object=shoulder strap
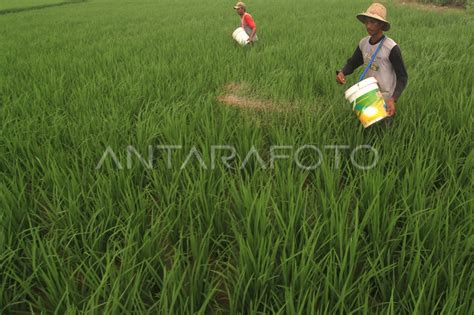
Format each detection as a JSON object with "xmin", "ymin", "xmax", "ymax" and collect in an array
[{"xmin": 358, "ymin": 36, "xmax": 386, "ymax": 82}]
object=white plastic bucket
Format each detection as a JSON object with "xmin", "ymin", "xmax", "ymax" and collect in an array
[
  {"xmin": 232, "ymin": 27, "xmax": 249, "ymax": 46},
  {"xmin": 344, "ymin": 77, "xmax": 389, "ymax": 128}
]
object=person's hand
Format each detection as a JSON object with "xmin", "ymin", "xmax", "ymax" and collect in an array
[
  {"xmin": 336, "ymin": 71, "xmax": 346, "ymax": 85},
  {"xmin": 385, "ymin": 98, "xmax": 396, "ymax": 116},
  {"xmin": 247, "ymin": 37, "xmax": 253, "ymax": 44}
]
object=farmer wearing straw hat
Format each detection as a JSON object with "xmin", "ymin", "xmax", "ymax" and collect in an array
[
  {"xmin": 336, "ymin": 3, "xmax": 408, "ymax": 117},
  {"xmin": 234, "ymin": 2, "xmax": 258, "ymax": 43}
]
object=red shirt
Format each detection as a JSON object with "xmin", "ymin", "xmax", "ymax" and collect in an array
[{"xmin": 241, "ymin": 13, "xmax": 256, "ymax": 30}]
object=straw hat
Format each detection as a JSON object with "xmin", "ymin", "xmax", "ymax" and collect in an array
[
  {"xmin": 357, "ymin": 3, "xmax": 390, "ymax": 31},
  {"xmin": 233, "ymin": 2, "xmax": 246, "ymax": 10}
]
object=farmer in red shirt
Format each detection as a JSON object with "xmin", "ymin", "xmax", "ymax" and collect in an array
[{"xmin": 234, "ymin": 2, "xmax": 258, "ymax": 43}]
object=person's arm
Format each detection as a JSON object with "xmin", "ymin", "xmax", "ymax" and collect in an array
[
  {"xmin": 388, "ymin": 45, "xmax": 408, "ymax": 101},
  {"xmin": 341, "ymin": 46, "xmax": 364, "ymax": 75},
  {"xmin": 383, "ymin": 45, "xmax": 408, "ymax": 116},
  {"xmin": 248, "ymin": 28, "xmax": 257, "ymax": 42},
  {"xmin": 244, "ymin": 14, "xmax": 257, "ymax": 42},
  {"xmin": 336, "ymin": 46, "xmax": 364, "ymax": 84}
]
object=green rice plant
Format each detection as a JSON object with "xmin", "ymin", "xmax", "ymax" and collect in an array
[{"xmin": 0, "ymin": 0, "xmax": 473, "ymax": 313}]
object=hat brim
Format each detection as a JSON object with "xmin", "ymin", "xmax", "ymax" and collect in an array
[{"xmin": 357, "ymin": 13, "xmax": 390, "ymax": 31}]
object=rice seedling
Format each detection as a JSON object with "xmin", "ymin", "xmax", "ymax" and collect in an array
[{"xmin": 0, "ymin": 0, "xmax": 472, "ymax": 313}]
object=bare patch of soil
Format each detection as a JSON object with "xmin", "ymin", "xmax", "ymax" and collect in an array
[{"xmin": 217, "ymin": 82, "xmax": 292, "ymax": 112}]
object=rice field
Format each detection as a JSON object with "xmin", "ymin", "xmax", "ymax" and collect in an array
[
  {"xmin": 0, "ymin": 0, "xmax": 83, "ymax": 12},
  {"xmin": 418, "ymin": 0, "xmax": 467, "ymax": 7},
  {"xmin": 0, "ymin": 0, "xmax": 61, "ymax": 10},
  {"xmin": 0, "ymin": 0, "xmax": 473, "ymax": 313}
]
